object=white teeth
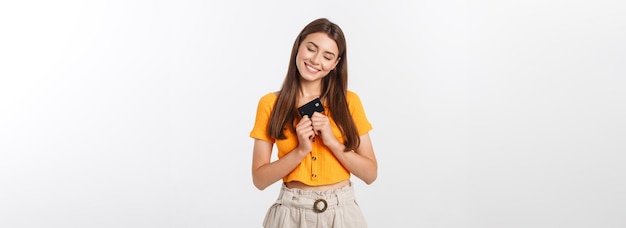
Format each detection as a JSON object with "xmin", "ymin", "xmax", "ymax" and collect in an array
[{"xmin": 306, "ymin": 64, "xmax": 319, "ymax": 72}]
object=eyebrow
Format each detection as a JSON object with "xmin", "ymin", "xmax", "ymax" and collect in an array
[{"xmin": 306, "ymin": 42, "xmax": 336, "ymax": 57}]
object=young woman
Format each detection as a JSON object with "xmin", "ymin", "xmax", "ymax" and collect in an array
[{"xmin": 250, "ymin": 18, "xmax": 377, "ymax": 227}]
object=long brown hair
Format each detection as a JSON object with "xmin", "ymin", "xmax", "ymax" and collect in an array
[{"xmin": 268, "ymin": 18, "xmax": 360, "ymax": 151}]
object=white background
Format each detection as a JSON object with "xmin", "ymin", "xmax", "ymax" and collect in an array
[{"xmin": 1, "ymin": 1, "xmax": 625, "ymax": 227}]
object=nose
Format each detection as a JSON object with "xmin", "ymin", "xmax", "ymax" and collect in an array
[{"xmin": 310, "ymin": 53, "xmax": 321, "ymax": 65}]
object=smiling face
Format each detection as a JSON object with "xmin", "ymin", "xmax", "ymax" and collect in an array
[{"xmin": 295, "ymin": 32, "xmax": 340, "ymax": 82}]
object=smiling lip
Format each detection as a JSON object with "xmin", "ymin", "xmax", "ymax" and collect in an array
[{"xmin": 305, "ymin": 62, "xmax": 320, "ymax": 74}]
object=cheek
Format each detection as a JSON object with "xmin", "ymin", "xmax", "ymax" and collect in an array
[
  {"xmin": 296, "ymin": 51, "xmax": 308, "ymax": 61},
  {"xmin": 322, "ymin": 61, "xmax": 336, "ymax": 70},
  {"xmin": 294, "ymin": 53, "xmax": 303, "ymax": 63}
]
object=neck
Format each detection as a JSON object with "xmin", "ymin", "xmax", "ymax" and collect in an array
[{"xmin": 299, "ymin": 80, "xmax": 322, "ymax": 101}]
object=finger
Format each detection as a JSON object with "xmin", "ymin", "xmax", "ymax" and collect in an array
[
  {"xmin": 307, "ymin": 129, "xmax": 315, "ymax": 142},
  {"xmin": 298, "ymin": 126, "xmax": 313, "ymax": 137},
  {"xmin": 297, "ymin": 120, "xmax": 312, "ymax": 129},
  {"xmin": 312, "ymin": 112, "xmax": 325, "ymax": 117},
  {"xmin": 312, "ymin": 121, "xmax": 324, "ymax": 131},
  {"xmin": 299, "ymin": 116, "xmax": 310, "ymax": 124},
  {"xmin": 311, "ymin": 112, "xmax": 322, "ymax": 121}
]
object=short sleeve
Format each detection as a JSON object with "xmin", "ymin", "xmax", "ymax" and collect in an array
[
  {"xmin": 347, "ymin": 91, "xmax": 373, "ymax": 136},
  {"xmin": 249, "ymin": 93, "xmax": 277, "ymax": 143}
]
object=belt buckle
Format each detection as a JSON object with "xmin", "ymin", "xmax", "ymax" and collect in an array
[{"xmin": 313, "ymin": 199, "xmax": 328, "ymax": 213}]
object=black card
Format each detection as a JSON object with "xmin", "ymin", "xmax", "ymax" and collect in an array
[{"xmin": 298, "ymin": 98, "xmax": 325, "ymax": 118}]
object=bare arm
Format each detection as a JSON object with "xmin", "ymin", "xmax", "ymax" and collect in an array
[
  {"xmin": 311, "ymin": 112, "xmax": 378, "ymax": 184},
  {"xmin": 325, "ymin": 133, "xmax": 378, "ymax": 184},
  {"xmin": 251, "ymin": 117, "xmax": 315, "ymax": 190},
  {"xmin": 250, "ymin": 140, "xmax": 307, "ymax": 190}
]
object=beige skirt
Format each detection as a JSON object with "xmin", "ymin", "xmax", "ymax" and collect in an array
[{"xmin": 263, "ymin": 183, "xmax": 367, "ymax": 228}]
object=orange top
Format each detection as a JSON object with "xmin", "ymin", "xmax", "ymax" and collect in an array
[{"xmin": 250, "ymin": 91, "xmax": 373, "ymax": 186}]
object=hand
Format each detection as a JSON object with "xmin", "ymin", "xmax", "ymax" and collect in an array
[
  {"xmin": 311, "ymin": 112, "xmax": 339, "ymax": 147},
  {"xmin": 295, "ymin": 115, "xmax": 315, "ymax": 153}
]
